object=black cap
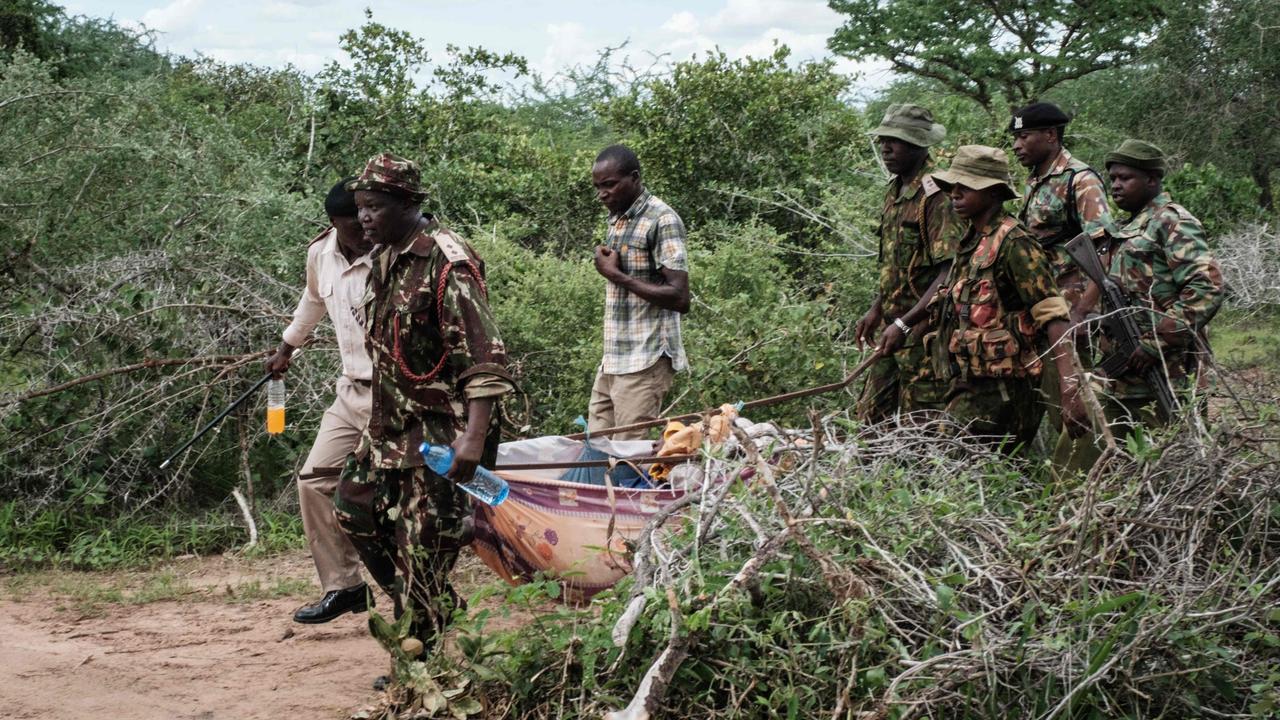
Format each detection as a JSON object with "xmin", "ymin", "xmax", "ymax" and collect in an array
[
  {"xmin": 324, "ymin": 176, "xmax": 359, "ymax": 218},
  {"xmin": 1009, "ymin": 102, "xmax": 1070, "ymax": 133}
]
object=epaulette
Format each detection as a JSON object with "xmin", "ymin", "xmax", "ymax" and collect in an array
[
  {"xmin": 407, "ymin": 228, "xmax": 471, "ymax": 264},
  {"xmin": 1166, "ymin": 202, "xmax": 1197, "ymax": 223},
  {"xmin": 921, "ymin": 174, "xmax": 942, "ymax": 197},
  {"xmin": 306, "ymin": 225, "xmax": 334, "ymax": 246},
  {"xmin": 433, "ymin": 229, "xmax": 470, "ymax": 264}
]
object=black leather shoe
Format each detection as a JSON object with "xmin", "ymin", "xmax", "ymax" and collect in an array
[{"xmin": 292, "ymin": 583, "xmax": 371, "ymax": 624}]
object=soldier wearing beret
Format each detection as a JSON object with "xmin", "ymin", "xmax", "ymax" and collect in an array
[
  {"xmin": 883, "ymin": 146, "xmax": 1089, "ymax": 446},
  {"xmin": 1010, "ymin": 101, "xmax": 1117, "ymax": 463},
  {"xmin": 855, "ymin": 104, "xmax": 966, "ymax": 421},
  {"xmin": 1056, "ymin": 139, "xmax": 1225, "ymax": 473},
  {"xmin": 333, "ymin": 153, "xmax": 514, "ymax": 673}
]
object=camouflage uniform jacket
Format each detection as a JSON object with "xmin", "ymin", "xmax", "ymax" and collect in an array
[
  {"xmin": 1019, "ymin": 148, "xmax": 1117, "ymax": 307},
  {"xmin": 937, "ymin": 214, "xmax": 1071, "ymax": 381},
  {"xmin": 1104, "ymin": 192, "xmax": 1225, "ymax": 398},
  {"xmin": 876, "ymin": 171, "xmax": 966, "ymax": 338},
  {"xmin": 359, "ymin": 217, "xmax": 514, "ymax": 469}
]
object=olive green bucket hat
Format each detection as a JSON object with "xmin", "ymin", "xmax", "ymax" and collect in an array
[
  {"xmin": 932, "ymin": 145, "xmax": 1021, "ymax": 200},
  {"xmin": 868, "ymin": 103, "xmax": 946, "ymax": 147},
  {"xmin": 1105, "ymin": 138, "xmax": 1168, "ymax": 174}
]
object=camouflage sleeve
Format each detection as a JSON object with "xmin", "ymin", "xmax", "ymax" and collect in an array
[
  {"xmin": 1155, "ymin": 208, "xmax": 1225, "ymax": 334},
  {"xmin": 922, "ymin": 191, "xmax": 965, "ymax": 267},
  {"xmin": 439, "ymin": 261, "xmax": 514, "ymax": 395},
  {"xmin": 1001, "ymin": 230, "xmax": 1070, "ymax": 329},
  {"xmin": 655, "ymin": 211, "xmax": 688, "ymax": 272},
  {"xmin": 1073, "ymin": 170, "xmax": 1118, "ymax": 242}
]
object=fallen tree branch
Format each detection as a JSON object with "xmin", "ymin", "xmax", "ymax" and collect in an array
[{"xmin": 1, "ymin": 352, "xmax": 267, "ymax": 406}]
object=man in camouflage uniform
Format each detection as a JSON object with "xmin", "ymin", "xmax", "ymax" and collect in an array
[
  {"xmin": 1056, "ymin": 139, "xmax": 1225, "ymax": 472},
  {"xmin": 334, "ymin": 153, "xmax": 514, "ymax": 662},
  {"xmin": 855, "ymin": 104, "xmax": 966, "ymax": 421},
  {"xmin": 1010, "ymin": 102, "xmax": 1117, "ymax": 464},
  {"xmin": 883, "ymin": 145, "xmax": 1088, "ymax": 447}
]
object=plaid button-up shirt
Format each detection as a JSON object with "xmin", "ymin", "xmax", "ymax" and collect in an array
[{"xmin": 601, "ymin": 190, "xmax": 689, "ymax": 375}]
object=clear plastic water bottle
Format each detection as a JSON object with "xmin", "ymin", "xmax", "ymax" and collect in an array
[
  {"xmin": 266, "ymin": 378, "xmax": 285, "ymax": 434},
  {"xmin": 420, "ymin": 443, "xmax": 509, "ymax": 506}
]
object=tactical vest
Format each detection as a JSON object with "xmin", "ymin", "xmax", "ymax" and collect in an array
[
  {"xmin": 1019, "ymin": 167, "xmax": 1102, "ymax": 250},
  {"xmin": 946, "ymin": 217, "xmax": 1044, "ymax": 380}
]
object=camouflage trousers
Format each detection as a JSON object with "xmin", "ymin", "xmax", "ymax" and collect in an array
[
  {"xmin": 943, "ymin": 376, "xmax": 1042, "ymax": 451},
  {"xmin": 856, "ymin": 339, "xmax": 949, "ymax": 422},
  {"xmin": 334, "ymin": 457, "xmax": 470, "ymax": 648}
]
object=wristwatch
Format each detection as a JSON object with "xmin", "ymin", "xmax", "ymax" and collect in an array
[{"xmin": 892, "ymin": 317, "xmax": 911, "ymax": 334}]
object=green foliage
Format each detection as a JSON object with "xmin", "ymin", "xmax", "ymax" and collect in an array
[
  {"xmin": 0, "ymin": 501, "xmax": 303, "ymax": 570},
  {"xmin": 431, "ymin": 424, "xmax": 1280, "ymax": 718},
  {"xmin": 601, "ymin": 48, "xmax": 864, "ymax": 241},
  {"xmin": 828, "ymin": 0, "xmax": 1187, "ymax": 110}
]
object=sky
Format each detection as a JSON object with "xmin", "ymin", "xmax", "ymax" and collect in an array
[{"xmin": 67, "ymin": 0, "xmax": 893, "ymax": 93}]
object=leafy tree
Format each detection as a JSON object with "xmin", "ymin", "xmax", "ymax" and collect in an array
[
  {"xmin": 1137, "ymin": 0, "xmax": 1280, "ymax": 209},
  {"xmin": 601, "ymin": 47, "xmax": 864, "ymax": 241},
  {"xmin": 0, "ymin": 0, "xmax": 61, "ymax": 59},
  {"xmin": 827, "ymin": 0, "xmax": 1188, "ymax": 109}
]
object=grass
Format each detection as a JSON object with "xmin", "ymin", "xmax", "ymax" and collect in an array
[
  {"xmin": 0, "ymin": 504, "xmax": 306, "ymax": 571},
  {"xmin": 1211, "ymin": 307, "xmax": 1280, "ymax": 373},
  {"xmin": 222, "ymin": 576, "xmax": 315, "ymax": 603}
]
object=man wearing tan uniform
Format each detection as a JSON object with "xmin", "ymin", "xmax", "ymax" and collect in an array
[{"xmin": 265, "ymin": 178, "xmax": 375, "ymax": 624}]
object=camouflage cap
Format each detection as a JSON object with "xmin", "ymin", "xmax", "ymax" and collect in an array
[
  {"xmin": 346, "ymin": 152, "xmax": 427, "ymax": 203},
  {"xmin": 932, "ymin": 145, "xmax": 1021, "ymax": 199},
  {"xmin": 868, "ymin": 103, "xmax": 946, "ymax": 147},
  {"xmin": 1009, "ymin": 102, "xmax": 1070, "ymax": 133},
  {"xmin": 1105, "ymin": 139, "xmax": 1167, "ymax": 174}
]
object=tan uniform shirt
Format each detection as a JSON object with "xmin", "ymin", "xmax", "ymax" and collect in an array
[{"xmin": 282, "ymin": 228, "xmax": 374, "ymax": 381}]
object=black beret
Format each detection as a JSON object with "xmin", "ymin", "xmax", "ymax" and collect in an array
[
  {"xmin": 1009, "ymin": 102, "xmax": 1070, "ymax": 132},
  {"xmin": 324, "ymin": 176, "xmax": 359, "ymax": 218}
]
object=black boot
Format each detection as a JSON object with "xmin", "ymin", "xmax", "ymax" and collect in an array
[{"xmin": 292, "ymin": 583, "xmax": 372, "ymax": 624}]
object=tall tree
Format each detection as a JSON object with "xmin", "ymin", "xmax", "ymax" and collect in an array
[
  {"xmin": 826, "ymin": 0, "xmax": 1186, "ymax": 109},
  {"xmin": 1138, "ymin": 0, "xmax": 1280, "ymax": 209}
]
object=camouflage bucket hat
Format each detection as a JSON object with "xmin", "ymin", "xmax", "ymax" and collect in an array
[
  {"xmin": 932, "ymin": 145, "xmax": 1021, "ymax": 199},
  {"xmin": 1105, "ymin": 138, "xmax": 1168, "ymax": 174},
  {"xmin": 347, "ymin": 152, "xmax": 427, "ymax": 203},
  {"xmin": 868, "ymin": 103, "xmax": 946, "ymax": 147}
]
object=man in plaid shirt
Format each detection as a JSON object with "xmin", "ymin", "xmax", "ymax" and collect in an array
[{"xmin": 588, "ymin": 145, "xmax": 690, "ymax": 439}]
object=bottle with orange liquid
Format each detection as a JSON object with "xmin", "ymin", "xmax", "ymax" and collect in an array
[{"xmin": 266, "ymin": 378, "xmax": 285, "ymax": 434}]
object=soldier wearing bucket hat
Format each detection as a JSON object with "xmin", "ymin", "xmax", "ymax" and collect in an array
[
  {"xmin": 855, "ymin": 104, "xmax": 965, "ymax": 421},
  {"xmin": 1053, "ymin": 139, "xmax": 1225, "ymax": 474},
  {"xmin": 894, "ymin": 145, "xmax": 1089, "ymax": 447},
  {"xmin": 335, "ymin": 152, "xmax": 515, "ymax": 683}
]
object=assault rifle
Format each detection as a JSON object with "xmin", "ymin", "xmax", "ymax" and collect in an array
[{"xmin": 1064, "ymin": 233, "xmax": 1178, "ymax": 420}]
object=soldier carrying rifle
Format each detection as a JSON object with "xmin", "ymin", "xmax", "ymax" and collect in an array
[{"xmin": 1059, "ymin": 139, "xmax": 1225, "ymax": 473}]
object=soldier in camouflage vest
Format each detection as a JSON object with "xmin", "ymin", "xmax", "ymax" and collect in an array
[
  {"xmin": 1054, "ymin": 139, "xmax": 1225, "ymax": 474},
  {"xmin": 855, "ymin": 104, "xmax": 966, "ymax": 421},
  {"xmin": 334, "ymin": 153, "xmax": 515, "ymax": 665},
  {"xmin": 1010, "ymin": 102, "xmax": 1118, "ymax": 465},
  {"xmin": 886, "ymin": 146, "xmax": 1089, "ymax": 446}
]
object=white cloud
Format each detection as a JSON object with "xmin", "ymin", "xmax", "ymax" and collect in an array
[
  {"xmin": 539, "ymin": 22, "xmax": 596, "ymax": 76},
  {"xmin": 140, "ymin": 0, "xmax": 206, "ymax": 33},
  {"xmin": 260, "ymin": 1, "xmax": 306, "ymax": 20},
  {"xmin": 662, "ymin": 11, "xmax": 700, "ymax": 35},
  {"xmin": 709, "ymin": 0, "xmax": 842, "ymax": 35},
  {"xmin": 732, "ymin": 27, "xmax": 828, "ymax": 59}
]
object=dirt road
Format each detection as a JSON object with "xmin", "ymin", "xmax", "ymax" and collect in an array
[{"xmin": 0, "ymin": 549, "xmax": 510, "ymax": 720}]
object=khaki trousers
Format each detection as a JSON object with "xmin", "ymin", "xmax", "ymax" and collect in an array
[
  {"xmin": 299, "ymin": 376, "xmax": 370, "ymax": 592},
  {"xmin": 587, "ymin": 357, "xmax": 675, "ymax": 440}
]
